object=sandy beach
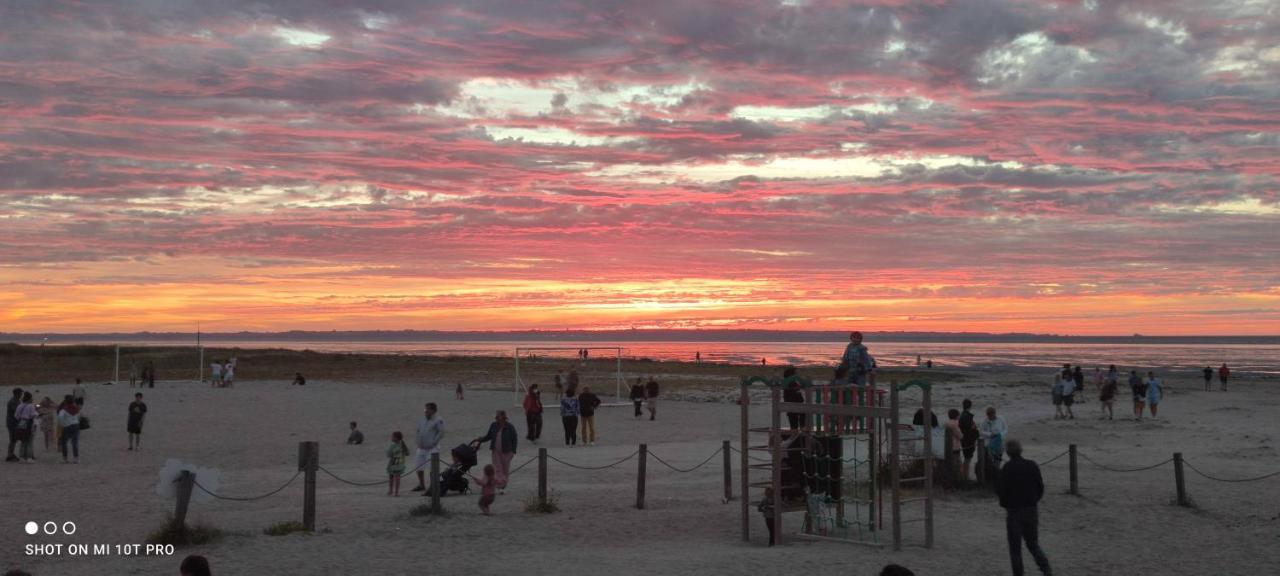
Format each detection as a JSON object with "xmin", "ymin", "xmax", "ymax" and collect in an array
[{"xmin": 3, "ymin": 354, "xmax": 1278, "ymax": 576}]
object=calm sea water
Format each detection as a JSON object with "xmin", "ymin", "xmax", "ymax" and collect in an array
[{"xmin": 63, "ymin": 339, "xmax": 1280, "ymax": 375}]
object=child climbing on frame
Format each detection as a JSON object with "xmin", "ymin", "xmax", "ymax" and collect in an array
[
  {"xmin": 470, "ymin": 463, "xmax": 498, "ymax": 515},
  {"xmin": 758, "ymin": 487, "xmax": 777, "ymax": 546}
]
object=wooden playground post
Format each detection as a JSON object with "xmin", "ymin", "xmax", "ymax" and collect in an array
[
  {"xmin": 722, "ymin": 440, "xmax": 732, "ymax": 502},
  {"xmin": 538, "ymin": 447, "xmax": 548, "ymax": 507},
  {"xmin": 770, "ymin": 384, "xmax": 784, "ymax": 546},
  {"xmin": 976, "ymin": 441, "xmax": 988, "ymax": 487},
  {"xmin": 922, "ymin": 386, "xmax": 934, "ymax": 549},
  {"xmin": 944, "ymin": 429, "xmax": 956, "ymax": 488},
  {"xmin": 430, "ymin": 452, "xmax": 442, "ymax": 514},
  {"xmin": 1174, "ymin": 452, "xmax": 1188, "ymax": 507},
  {"xmin": 739, "ymin": 380, "xmax": 749, "ymax": 542},
  {"xmin": 174, "ymin": 470, "xmax": 195, "ymax": 529},
  {"xmin": 1069, "ymin": 444, "xmax": 1079, "ymax": 496},
  {"xmin": 299, "ymin": 441, "xmax": 318, "ymax": 531},
  {"xmin": 890, "ymin": 382, "xmax": 901, "ymax": 551},
  {"xmin": 636, "ymin": 443, "xmax": 648, "ymax": 509}
]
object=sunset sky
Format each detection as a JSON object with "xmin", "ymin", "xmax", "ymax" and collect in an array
[{"xmin": 2, "ymin": 0, "xmax": 1278, "ymax": 334}]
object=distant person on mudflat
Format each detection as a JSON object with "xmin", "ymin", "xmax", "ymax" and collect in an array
[
  {"xmin": 455, "ymin": 382, "xmax": 464, "ymax": 400},
  {"xmin": 292, "ymin": 372, "xmax": 306, "ymax": 386},
  {"xmin": 1202, "ymin": 366, "xmax": 1213, "ymax": 391},
  {"xmin": 1218, "ymin": 363, "xmax": 1230, "ymax": 391},
  {"xmin": 997, "ymin": 439, "xmax": 1052, "ymax": 576}
]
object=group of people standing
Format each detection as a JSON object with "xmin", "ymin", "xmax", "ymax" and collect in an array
[
  {"xmin": 1051, "ymin": 362, "xmax": 1231, "ymax": 422},
  {"xmin": 127, "ymin": 360, "xmax": 157, "ymax": 388},
  {"xmin": 208, "ymin": 357, "xmax": 237, "ymax": 387},
  {"xmin": 6, "ymin": 387, "xmax": 89, "ymax": 464}
]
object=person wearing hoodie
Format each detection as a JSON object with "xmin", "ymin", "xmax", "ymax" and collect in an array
[{"xmin": 523, "ymin": 384, "xmax": 543, "ymax": 442}]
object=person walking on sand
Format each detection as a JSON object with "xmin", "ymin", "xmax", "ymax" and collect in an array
[
  {"xmin": 455, "ymin": 382, "xmax": 464, "ymax": 400},
  {"xmin": 210, "ymin": 360, "xmax": 222, "ymax": 387},
  {"xmin": 412, "ymin": 403, "xmax": 444, "ymax": 492},
  {"xmin": 472, "ymin": 410, "xmax": 517, "ymax": 490},
  {"xmin": 15, "ymin": 392, "xmax": 37, "ymax": 462},
  {"xmin": 291, "ymin": 372, "xmax": 306, "ymax": 386},
  {"xmin": 997, "ymin": 439, "xmax": 1052, "ymax": 576},
  {"xmin": 579, "ymin": 386, "xmax": 601, "ymax": 445},
  {"xmin": 1099, "ymin": 373, "xmax": 1117, "ymax": 420},
  {"xmin": 221, "ymin": 361, "xmax": 233, "ymax": 387},
  {"xmin": 5, "ymin": 387, "xmax": 21, "ymax": 462},
  {"xmin": 1129, "ymin": 370, "xmax": 1147, "ymax": 420},
  {"xmin": 561, "ymin": 389, "xmax": 580, "ymax": 446},
  {"xmin": 1202, "ymin": 366, "xmax": 1214, "ymax": 391},
  {"xmin": 554, "ymin": 371, "xmax": 564, "ymax": 398},
  {"xmin": 959, "ymin": 399, "xmax": 979, "ymax": 482},
  {"xmin": 127, "ymin": 393, "xmax": 147, "ymax": 451},
  {"xmin": 145, "ymin": 361, "xmax": 156, "ymax": 388},
  {"xmin": 630, "ymin": 378, "xmax": 645, "ymax": 418},
  {"xmin": 1145, "ymin": 371, "xmax": 1164, "ymax": 419},
  {"xmin": 57, "ymin": 395, "xmax": 82, "ymax": 463},
  {"xmin": 645, "ymin": 377, "xmax": 660, "ymax": 421},
  {"xmin": 523, "ymin": 384, "xmax": 543, "ymax": 442},
  {"xmin": 347, "ymin": 421, "xmax": 364, "ymax": 445},
  {"xmin": 1059, "ymin": 372, "xmax": 1075, "ymax": 420},
  {"xmin": 1219, "ymin": 363, "xmax": 1230, "ymax": 391},
  {"xmin": 386, "ymin": 431, "xmax": 409, "ymax": 496},
  {"xmin": 1092, "ymin": 367, "xmax": 1104, "ymax": 396},
  {"xmin": 471, "ymin": 464, "xmax": 498, "ymax": 515},
  {"xmin": 1071, "ymin": 366, "xmax": 1085, "ymax": 403},
  {"xmin": 128, "ymin": 360, "xmax": 139, "ymax": 388}
]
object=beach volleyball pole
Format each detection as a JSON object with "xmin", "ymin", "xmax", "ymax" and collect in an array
[{"xmin": 197, "ymin": 325, "xmax": 203, "ymax": 384}]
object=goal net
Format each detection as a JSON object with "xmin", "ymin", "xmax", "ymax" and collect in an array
[{"xmin": 513, "ymin": 347, "xmax": 625, "ymax": 405}]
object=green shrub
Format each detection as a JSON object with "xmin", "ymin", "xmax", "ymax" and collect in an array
[
  {"xmin": 523, "ymin": 490, "xmax": 560, "ymax": 514},
  {"xmin": 263, "ymin": 521, "xmax": 310, "ymax": 536},
  {"xmin": 146, "ymin": 515, "xmax": 223, "ymax": 547}
]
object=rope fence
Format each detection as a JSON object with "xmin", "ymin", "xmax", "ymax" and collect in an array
[{"xmin": 192, "ymin": 470, "xmax": 302, "ymax": 502}]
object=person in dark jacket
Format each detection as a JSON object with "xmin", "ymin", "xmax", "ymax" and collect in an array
[
  {"xmin": 629, "ymin": 378, "xmax": 645, "ymax": 418},
  {"xmin": 523, "ymin": 384, "xmax": 543, "ymax": 442},
  {"xmin": 472, "ymin": 410, "xmax": 518, "ymax": 491},
  {"xmin": 958, "ymin": 399, "xmax": 979, "ymax": 482},
  {"xmin": 578, "ymin": 386, "xmax": 602, "ymax": 445},
  {"xmin": 644, "ymin": 378, "xmax": 659, "ymax": 421},
  {"xmin": 6, "ymin": 387, "xmax": 22, "ymax": 462},
  {"xmin": 996, "ymin": 439, "xmax": 1052, "ymax": 576}
]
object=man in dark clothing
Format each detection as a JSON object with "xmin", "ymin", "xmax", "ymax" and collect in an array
[
  {"xmin": 644, "ymin": 378, "xmax": 659, "ymax": 421},
  {"xmin": 1071, "ymin": 366, "xmax": 1085, "ymax": 403},
  {"xmin": 958, "ymin": 398, "xmax": 978, "ymax": 482},
  {"xmin": 629, "ymin": 379, "xmax": 645, "ymax": 418},
  {"xmin": 1202, "ymin": 366, "xmax": 1213, "ymax": 391},
  {"xmin": 6, "ymin": 388, "xmax": 23, "ymax": 462},
  {"xmin": 782, "ymin": 366, "xmax": 805, "ymax": 429},
  {"xmin": 997, "ymin": 439, "xmax": 1052, "ymax": 576}
]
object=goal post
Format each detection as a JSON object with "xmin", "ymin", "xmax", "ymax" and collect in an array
[{"xmin": 514, "ymin": 346, "xmax": 624, "ymax": 405}]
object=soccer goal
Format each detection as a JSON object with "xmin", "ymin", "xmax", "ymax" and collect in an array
[{"xmin": 513, "ymin": 346, "xmax": 625, "ymax": 405}]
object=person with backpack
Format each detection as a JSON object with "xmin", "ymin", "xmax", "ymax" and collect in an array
[{"xmin": 578, "ymin": 386, "xmax": 602, "ymax": 446}]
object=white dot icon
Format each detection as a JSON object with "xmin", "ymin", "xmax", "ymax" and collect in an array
[{"xmin": 25, "ymin": 521, "xmax": 38, "ymax": 535}]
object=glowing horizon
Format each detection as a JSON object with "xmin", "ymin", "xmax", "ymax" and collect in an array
[{"xmin": 2, "ymin": 1, "xmax": 1278, "ymax": 335}]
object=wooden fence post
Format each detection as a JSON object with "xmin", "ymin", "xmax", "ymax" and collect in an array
[
  {"xmin": 538, "ymin": 448, "xmax": 548, "ymax": 507},
  {"xmin": 430, "ymin": 451, "xmax": 442, "ymax": 514},
  {"xmin": 722, "ymin": 440, "xmax": 732, "ymax": 503},
  {"xmin": 1069, "ymin": 444, "xmax": 1079, "ymax": 496},
  {"xmin": 1174, "ymin": 452, "xmax": 1188, "ymax": 507},
  {"xmin": 174, "ymin": 470, "xmax": 195, "ymax": 529},
  {"xmin": 299, "ymin": 441, "xmax": 318, "ymax": 531},
  {"xmin": 636, "ymin": 444, "xmax": 647, "ymax": 510}
]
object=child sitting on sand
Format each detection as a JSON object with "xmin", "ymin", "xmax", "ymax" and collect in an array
[
  {"xmin": 471, "ymin": 464, "xmax": 498, "ymax": 515},
  {"xmin": 386, "ymin": 431, "xmax": 409, "ymax": 496}
]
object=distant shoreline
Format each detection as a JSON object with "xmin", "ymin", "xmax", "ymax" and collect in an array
[{"xmin": 4, "ymin": 329, "xmax": 1279, "ymax": 345}]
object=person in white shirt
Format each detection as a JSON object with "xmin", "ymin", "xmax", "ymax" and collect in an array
[
  {"xmin": 223, "ymin": 363, "xmax": 235, "ymax": 387},
  {"xmin": 1059, "ymin": 374, "xmax": 1075, "ymax": 420},
  {"xmin": 210, "ymin": 361, "xmax": 223, "ymax": 387},
  {"xmin": 413, "ymin": 402, "xmax": 445, "ymax": 493},
  {"xmin": 979, "ymin": 406, "xmax": 1008, "ymax": 462}
]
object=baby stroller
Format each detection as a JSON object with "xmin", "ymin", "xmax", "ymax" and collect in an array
[{"xmin": 440, "ymin": 443, "xmax": 478, "ymax": 495}]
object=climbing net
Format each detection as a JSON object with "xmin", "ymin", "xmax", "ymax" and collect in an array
[{"xmin": 799, "ymin": 431, "xmax": 881, "ymax": 543}]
